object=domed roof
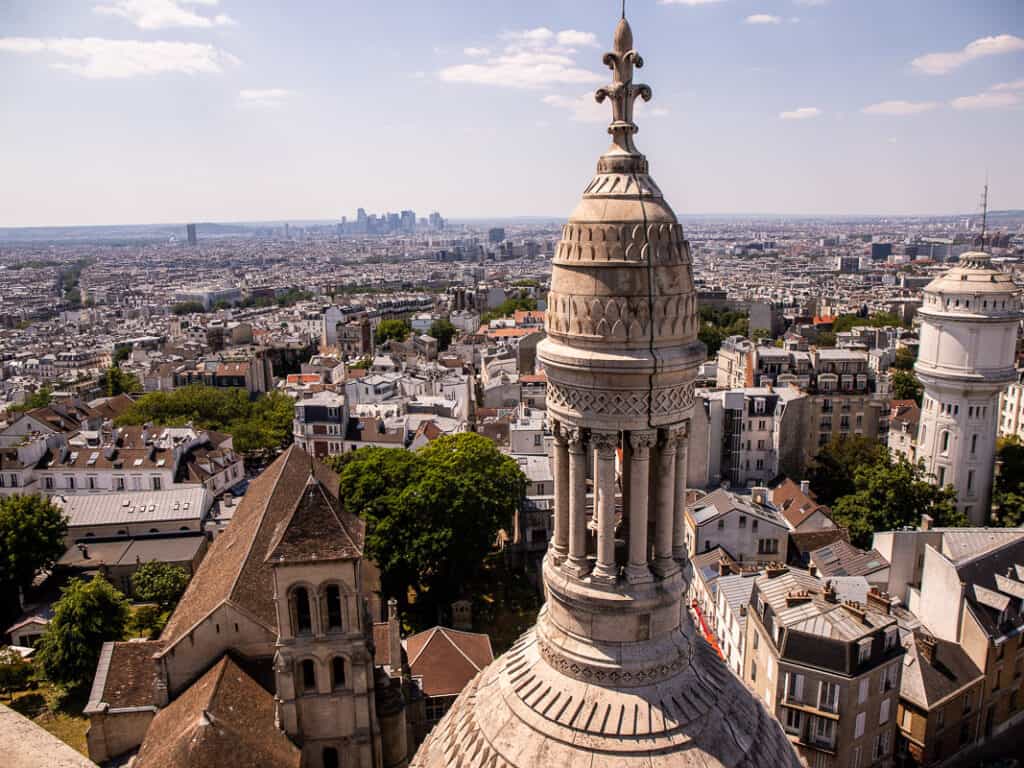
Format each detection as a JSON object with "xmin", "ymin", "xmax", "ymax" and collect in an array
[
  {"xmin": 923, "ymin": 252, "xmax": 1019, "ymax": 296},
  {"xmin": 411, "ymin": 13, "xmax": 801, "ymax": 768}
]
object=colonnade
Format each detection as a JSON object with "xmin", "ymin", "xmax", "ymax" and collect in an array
[{"xmin": 550, "ymin": 421, "xmax": 688, "ymax": 585}]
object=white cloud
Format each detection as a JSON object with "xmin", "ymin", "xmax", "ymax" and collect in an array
[
  {"xmin": 912, "ymin": 34, "xmax": 1024, "ymax": 75},
  {"xmin": 93, "ymin": 0, "xmax": 234, "ymax": 30},
  {"xmin": 992, "ymin": 79, "xmax": 1024, "ymax": 91},
  {"xmin": 862, "ymin": 100, "xmax": 939, "ymax": 116},
  {"xmin": 659, "ymin": 0, "xmax": 726, "ymax": 5},
  {"xmin": 951, "ymin": 91, "xmax": 1020, "ymax": 110},
  {"xmin": 410, "ymin": 70, "xmax": 426, "ymax": 79},
  {"xmin": 0, "ymin": 36, "xmax": 239, "ymax": 78},
  {"xmin": 557, "ymin": 30, "xmax": 598, "ymax": 48},
  {"xmin": 779, "ymin": 106, "xmax": 821, "ymax": 120},
  {"xmin": 543, "ymin": 91, "xmax": 669, "ymax": 123},
  {"xmin": 745, "ymin": 14, "xmax": 782, "ymax": 24},
  {"xmin": 238, "ymin": 88, "xmax": 290, "ymax": 107},
  {"xmin": 440, "ymin": 27, "xmax": 602, "ymax": 90}
]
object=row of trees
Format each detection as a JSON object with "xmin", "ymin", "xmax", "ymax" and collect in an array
[{"xmin": 114, "ymin": 384, "xmax": 294, "ymax": 454}]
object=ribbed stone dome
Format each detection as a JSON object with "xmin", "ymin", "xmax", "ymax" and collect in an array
[{"xmin": 410, "ymin": 13, "xmax": 801, "ymax": 768}]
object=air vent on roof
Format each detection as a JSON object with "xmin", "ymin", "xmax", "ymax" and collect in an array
[
  {"xmin": 122, "ymin": 500, "xmax": 130, "ymax": 507},
  {"xmin": 87, "ymin": 452, "xmax": 99, "ymax": 466},
  {"xmin": 133, "ymin": 459, "xmax": 143, "ymax": 467}
]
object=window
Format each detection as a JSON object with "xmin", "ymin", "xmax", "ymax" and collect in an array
[
  {"xmin": 152, "ymin": 476, "xmax": 162, "ymax": 491},
  {"xmin": 784, "ymin": 707, "xmax": 803, "ymax": 734},
  {"xmin": 322, "ymin": 747, "xmax": 339, "ymax": 768},
  {"xmin": 325, "ymin": 585, "xmax": 343, "ymax": 631},
  {"xmin": 814, "ymin": 716, "xmax": 836, "ymax": 747},
  {"xmin": 971, "ymin": 434, "xmax": 978, "ymax": 454},
  {"xmin": 851, "ymin": 745, "xmax": 862, "ymax": 768},
  {"xmin": 718, "ymin": 519, "xmax": 725, "ymax": 529},
  {"xmin": 819, "ymin": 681, "xmax": 839, "ymax": 713},
  {"xmin": 855, "ymin": 711, "xmax": 866, "ymax": 739},
  {"xmin": 751, "ymin": 659, "xmax": 757, "ymax": 682},
  {"xmin": 753, "ymin": 631, "xmax": 760, "ymax": 650},
  {"xmin": 44, "ymin": 476, "xmax": 54, "ymax": 490},
  {"xmin": 963, "ymin": 692, "xmax": 972, "ymax": 713},
  {"xmin": 292, "ymin": 587, "xmax": 313, "ymax": 635},
  {"xmin": 331, "ymin": 657, "xmax": 346, "ymax": 690},
  {"xmin": 884, "ymin": 627, "xmax": 898, "ymax": 652},
  {"xmin": 300, "ymin": 659, "xmax": 316, "ymax": 693},
  {"xmin": 938, "ymin": 467, "xmax": 946, "ymax": 486},
  {"xmin": 858, "ymin": 639, "xmax": 872, "ymax": 664},
  {"xmin": 66, "ymin": 476, "xmax": 75, "ymax": 490},
  {"xmin": 115, "ymin": 476, "xmax": 125, "ymax": 491},
  {"xmin": 967, "ymin": 470, "xmax": 974, "ymax": 492},
  {"xmin": 858, "ymin": 677, "xmax": 869, "ymax": 704},
  {"xmin": 785, "ymin": 672, "xmax": 805, "ymax": 702},
  {"xmin": 87, "ymin": 476, "xmax": 97, "ymax": 490},
  {"xmin": 940, "ymin": 431, "xmax": 950, "ymax": 454},
  {"xmin": 880, "ymin": 698, "xmax": 891, "ymax": 725},
  {"xmin": 739, "ymin": 516, "xmax": 747, "ymax": 529},
  {"xmin": 534, "ymin": 434, "xmax": 542, "ymax": 447},
  {"xmin": 880, "ymin": 664, "xmax": 896, "ymax": 692}
]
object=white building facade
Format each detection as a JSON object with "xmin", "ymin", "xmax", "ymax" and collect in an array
[{"xmin": 914, "ymin": 252, "xmax": 1022, "ymax": 524}]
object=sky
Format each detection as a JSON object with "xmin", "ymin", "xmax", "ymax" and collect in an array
[{"xmin": 1, "ymin": 0, "xmax": 1022, "ymax": 227}]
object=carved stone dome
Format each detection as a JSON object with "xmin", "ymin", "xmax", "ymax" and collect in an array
[{"xmin": 410, "ymin": 12, "xmax": 801, "ymax": 768}]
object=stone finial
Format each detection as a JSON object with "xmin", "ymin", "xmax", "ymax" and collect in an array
[{"xmin": 595, "ymin": 11, "xmax": 652, "ymax": 164}]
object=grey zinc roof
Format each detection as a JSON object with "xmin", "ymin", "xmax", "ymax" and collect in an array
[
  {"xmin": 939, "ymin": 528, "xmax": 1024, "ymax": 564},
  {"xmin": 899, "ymin": 633, "xmax": 983, "ymax": 711},
  {"xmin": 55, "ymin": 487, "xmax": 212, "ymax": 528},
  {"xmin": 690, "ymin": 487, "xmax": 787, "ymax": 528}
]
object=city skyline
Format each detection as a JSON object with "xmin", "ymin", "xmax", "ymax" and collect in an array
[{"xmin": 1, "ymin": 0, "xmax": 1023, "ymax": 227}]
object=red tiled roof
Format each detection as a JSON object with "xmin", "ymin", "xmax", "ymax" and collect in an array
[{"xmin": 406, "ymin": 627, "xmax": 494, "ymax": 697}]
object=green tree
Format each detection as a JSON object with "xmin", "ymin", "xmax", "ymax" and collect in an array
[
  {"xmin": 172, "ymin": 301, "xmax": 206, "ymax": 315},
  {"xmin": 35, "ymin": 576, "xmax": 130, "ymax": 690},
  {"xmin": 0, "ymin": 496, "xmax": 67, "ymax": 623},
  {"xmin": 816, "ymin": 332, "xmax": 837, "ymax": 348},
  {"xmin": 807, "ymin": 435, "xmax": 889, "ymax": 507},
  {"xmin": 0, "ymin": 646, "xmax": 32, "ymax": 695},
  {"xmin": 99, "ymin": 365, "xmax": 142, "ymax": 397},
  {"xmin": 131, "ymin": 561, "xmax": 190, "ymax": 609},
  {"xmin": 112, "ymin": 346, "xmax": 132, "ymax": 365},
  {"xmin": 428, "ymin": 319, "xmax": 457, "ymax": 351},
  {"xmin": 994, "ymin": 437, "xmax": 1024, "ymax": 527},
  {"xmin": 891, "ymin": 369, "xmax": 923, "ymax": 404},
  {"xmin": 698, "ymin": 325, "xmax": 727, "ymax": 357},
  {"xmin": 126, "ymin": 605, "xmax": 169, "ymax": 640},
  {"xmin": 892, "ymin": 347, "xmax": 917, "ymax": 371},
  {"xmin": 375, "ymin": 319, "xmax": 410, "ymax": 345},
  {"xmin": 831, "ymin": 312, "xmax": 901, "ymax": 334},
  {"xmin": 480, "ymin": 296, "xmax": 538, "ymax": 324},
  {"xmin": 337, "ymin": 434, "xmax": 525, "ymax": 615},
  {"xmin": 832, "ymin": 457, "xmax": 965, "ymax": 548},
  {"xmin": 8, "ymin": 386, "xmax": 53, "ymax": 413}
]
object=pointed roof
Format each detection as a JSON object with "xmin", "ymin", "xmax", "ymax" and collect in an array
[
  {"xmin": 159, "ymin": 446, "xmax": 362, "ymax": 650},
  {"xmin": 133, "ymin": 656, "xmax": 301, "ymax": 768},
  {"xmin": 406, "ymin": 627, "xmax": 494, "ymax": 697}
]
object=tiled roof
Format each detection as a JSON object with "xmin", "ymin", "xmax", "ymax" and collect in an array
[
  {"xmin": 810, "ymin": 539, "xmax": 888, "ymax": 578},
  {"xmin": 133, "ymin": 656, "xmax": 300, "ymax": 768},
  {"xmin": 407, "ymin": 627, "xmax": 494, "ymax": 697},
  {"xmin": 86, "ymin": 640, "xmax": 164, "ymax": 713},
  {"xmin": 159, "ymin": 446, "xmax": 357, "ymax": 649},
  {"xmin": 771, "ymin": 478, "xmax": 833, "ymax": 529},
  {"xmin": 899, "ymin": 632, "xmax": 982, "ymax": 710}
]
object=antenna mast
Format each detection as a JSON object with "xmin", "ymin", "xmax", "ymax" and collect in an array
[{"xmin": 980, "ymin": 178, "xmax": 989, "ymax": 252}]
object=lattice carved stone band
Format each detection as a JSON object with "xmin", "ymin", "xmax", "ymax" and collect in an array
[{"xmin": 546, "ymin": 381, "xmax": 696, "ymax": 419}]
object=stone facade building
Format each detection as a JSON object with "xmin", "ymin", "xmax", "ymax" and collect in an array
[{"xmin": 411, "ymin": 13, "xmax": 801, "ymax": 768}]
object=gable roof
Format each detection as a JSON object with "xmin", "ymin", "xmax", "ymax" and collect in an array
[
  {"xmin": 159, "ymin": 446, "xmax": 362, "ymax": 650},
  {"xmin": 772, "ymin": 478, "xmax": 833, "ymax": 530},
  {"xmin": 406, "ymin": 627, "xmax": 494, "ymax": 697},
  {"xmin": 133, "ymin": 656, "xmax": 300, "ymax": 768},
  {"xmin": 899, "ymin": 632, "xmax": 982, "ymax": 710}
]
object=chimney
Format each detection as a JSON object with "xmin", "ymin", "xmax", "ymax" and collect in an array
[
  {"xmin": 920, "ymin": 513, "xmax": 933, "ymax": 531},
  {"xmin": 917, "ymin": 633, "xmax": 938, "ymax": 665},
  {"xmin": 77, "ymin": 543, "xmax": 89, "ymax": 560},
  {"xmin": 800, "ymin": 480, "xmax": 811, "ymax": 495},
  {"xmin": 766, "ymin": 563, "xmax": 789, "ymax": 578},
  {"xmin": 387, "ymin": 598, "xmax": 402, "ymax": 675},
  {"xmin": 823, "ymin": 580, "xmax": 837, "ymax": 603},
  {"xmin": 718, "ymin": 558, "xmax": 732, "ymax": 577},
  {"xmin": 751, "ymin": 486, "xmax": 769, "ymax": 506},
  {"xmin": 867, "ymin": 588, "xmax": 893, "ymax": 615},
  {"xmin": 808, "ymin": 564, "xmax": 818, "ymax": 579}
]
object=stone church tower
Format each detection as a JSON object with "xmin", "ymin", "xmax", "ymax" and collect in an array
[
  {"xmin": 915, "ymin": 251, "xmax": 1022, "ymax": 524},
  {"xmin": 411, "ymin": 12, "xmax": 802, "ymax": 768}
]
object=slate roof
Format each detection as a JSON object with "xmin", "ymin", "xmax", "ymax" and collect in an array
[
  {"xmin": 86, "ymin": 640, "xmax": 164, "ymax": 713},
  {"xmin": 159, "ymin": 446, "xmax": 363, "ymax": 650},
  {"xmin": 133, "ymin": 656, "xmax": 300, "ymax": 768},
  {"xmin": 406, "ymin": 627, "xmax": 494, "ymax": 697},
  {"xmin": 689, "ymin": 488, "xmax": 787, "ymax": 529},
  {"xmin": 810, "ymin": 538, "xmax": 889, "ymax": 578},
  {"xmin": 899, "ymin": 632, "xmax": 982, "ymax": 711},
  {"xmin": 955, "ymin": 536, "xmax": 1024, "ymax": 639}
]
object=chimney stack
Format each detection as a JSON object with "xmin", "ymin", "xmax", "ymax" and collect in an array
[
  {"xmin": 823, "ymin": 580, "xmax": 837, "ymax": 603},
  {"xmin": 920, "ymin": 513, "xmax": 933, "ymax": 531},
  {"xmin": 800, "ymin": 480, "xmax": 811, "ymax": 495},
  {"xmin": 917, "ymin": 632, "xmax": 938, "ymax": 665},
  {"xmin": 387, "ymin": 597, "xmax": 402, "ymax": 675},
  {"xmin": 867, "ymin": 588, "xmax": 893, "ymax": 615}
]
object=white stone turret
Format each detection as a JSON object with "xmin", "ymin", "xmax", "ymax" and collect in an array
[{"xmin": 915, "ymin": 252, "xmax": 1023, "ymax": 524}]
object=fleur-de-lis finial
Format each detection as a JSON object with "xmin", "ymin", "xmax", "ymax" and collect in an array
[{"xmin": 595, "ymin": 9, "xmax": 652, "ymax": 159}]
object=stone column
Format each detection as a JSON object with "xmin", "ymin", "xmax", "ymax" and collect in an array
[
  {"xmin": 564, "ymin": 428, "xmax": 591, "ymax": 578},
  {"xmin": 626, "ymin": 430, "xmax": 655, "ymax": 584},
  {"xmin": 673, "ymin": 423, "xmax": 689, "ymax": 560},
  {"xmin": 551, "ymin": 422, "xmax": 569, "ymax": 564},
  {"xmin": 653, "ymin": 428, "xmax": 680, "ymax": 578},
  {"xmin": 590, "ymin": 431, "xmax": 619, "ymax": 584}
]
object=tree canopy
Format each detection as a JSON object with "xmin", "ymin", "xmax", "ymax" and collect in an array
[
  {"xmin": 375, "ymin": 319, "xmax": 410, "ymax": 345},
  {"xmin": 481, "ymin": 296, "xmax": 538, "ymax": 324},
  {"xmin": 8, "ymin": 386, "xmax": 53, "ymax": 414},
  {"xmin": 114, "ymin": 384, "xmax": 293, "ymax": 454},
  {"xmin": 697, "ymin": 307, "xmax": 748, "ymax": 358},
  {"xmin": 336, "ymin": 433, "xmax": 525, "ymax": 618},
  {"xmin": 36, "ymin": 576, "xmax": 130, "ymax": 690},
  {"xmin": 131, "ymin": 561, "xmax": 191, "ymax": 609},
  {"xmin": 428, "ymin": 318, "xmax": 457, "ymax": 351},
  {"xmin": 100, "ymin": 365, "xmax": 142, "ymax": 397},
  {"xmin": 807, "ymin": 435, "xmax": 889, "ymax": 507},
  {"xmin": 994, "ymin": 437, "xmax": 1024, "ymax": 528},
  {"xmin": 892, "ymin": 346, "xmax": 917, "ymax": 371},
  {"xmin": 890, "ymin": 369, "xmax": 923, "ymax": 405},
  {"xmin": 831, "ymin": 311, "xmax": 902, "ymax": 334},
  {"xmin": 831, "ymin": 457, "xmax": 965, "ymax": 548},
  {"xmin": 0, "ymin": 495, "xmax": 67, "ymax": 623},
  {"xmin": 172, "ymin": 301, "xmax": 206, "ymax": 315}
]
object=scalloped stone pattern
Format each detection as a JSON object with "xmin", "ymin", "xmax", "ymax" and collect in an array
[
  {"xmin": 410, "ymin": 626, "xmax": 802, "ymax": 768},
  {"xmin": 554, "ymin": 221, "xmax": 691, "ymax": 265}
]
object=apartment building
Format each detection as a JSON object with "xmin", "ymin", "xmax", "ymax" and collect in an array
[
  {"xmin": 998, "ymin": 369, "xmax": 1024, "ymax": 440},
  {"xmin": 745, "ymin": 570, "xmax": 904, "ymax": 768},
  {"xmin": 293, "ymin": 391, "xmax": 348, "ymax": 458},
  {"xmin": 685, "ymin": 487, "xmax": 790, "ymax": 565}
]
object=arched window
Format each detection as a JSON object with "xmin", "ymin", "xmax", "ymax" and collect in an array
[
  {"xmin": 323, "ymin": 747, "xmax": 339, "ymax": 768},
  {"xmin": 940, "ymin": 431, "xmax": 950, "ymax": 454},
  {"xmin": 331, "ymin": 657, "xmax": 346, "ymax": 690},
  {"xmin": 292, "ymin": 587, "xmax": 312, "ymax": 635},
  {"xmin": 325, "ymin": 585, "xmax": 343, "ymax": 631},
  {"xmin": 300, "ymin": 659, "xmax": 316, "ymax": 693}
]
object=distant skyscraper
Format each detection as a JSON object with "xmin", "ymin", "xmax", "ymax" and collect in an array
[
  {"xmin": 185, "ymin": 223, "xmax": 197, "ymax": 246},
  {"xmin": 487, "ymin": 227, "xmax": 505, "ymax": 244},
  {"xmin": 915, "ymin": 252, "xmax": 1023, "ymax": 524}
]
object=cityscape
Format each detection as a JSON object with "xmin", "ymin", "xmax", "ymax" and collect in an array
[{"xmin": 1, "ymin": 2, "xmax": 1023, "ymax": 768}]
